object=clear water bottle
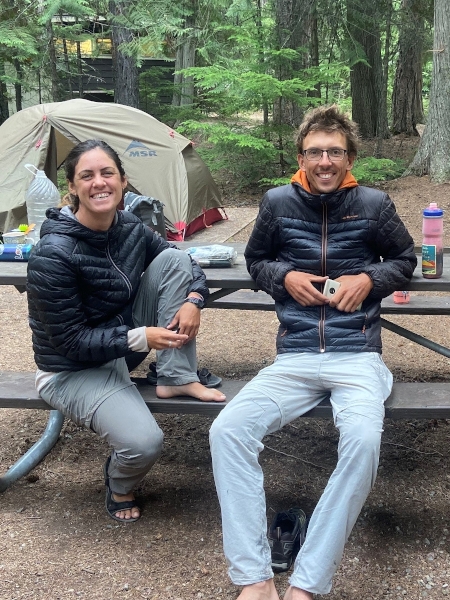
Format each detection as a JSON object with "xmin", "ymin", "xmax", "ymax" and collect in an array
[
  {"xmin": 422, "ymin": 202, "xmax": 444, "ymax": 279},
  {"xmin": 24, "ymin": 164, "xmax": 61, "ymax": 244}
]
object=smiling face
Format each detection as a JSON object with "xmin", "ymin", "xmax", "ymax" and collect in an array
[
  {"xmin": 68, "ymin": 147, "xmax": 127, "ymax": 230},
  {"xmin": 297, "ymin": 130, "xmax": 355, "ymax": 195}
]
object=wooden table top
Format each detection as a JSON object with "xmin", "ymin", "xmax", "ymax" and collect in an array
[{"xmin": 1, "ymin": 242, "xmax": 450, "ymax": 292}]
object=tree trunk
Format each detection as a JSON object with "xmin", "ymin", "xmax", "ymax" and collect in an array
[
  {"xmin": 46, "ymin": 21, "xmax": 60, "ymax": 102},
  {"xmin": 374, "ymin": 0, "xmax": 393, "ymax": 157},
  {"xmin": 76, "ymin": 39, "xmax": 84, "ymax": 98},
  {"xmin": 347, "ymin": 0, "xmax": 389, "ymax": 140},
  {"xmin": 13, "ymin": 59, "xmax": 23, "ymax": 112},
  {"xmin": 256, "ymin": 0, "xmax": 269, "ymax": 129},
  {"xmin": 38, "ymin": 70, "xmax": 42, "ymax": 104},
  {"xmin": 0, "ymin": 62, "xmax": 9, "ymax": 125},
  {"xmin": 172, "ymin": 1, "xmax": 197, "ymax": 109},
  {"xmin": 173, "ymin": 37, "xmax": 195, "ymax": 107},
  {"xmin": 324, "ymin": 30, "xmax": 339, "ymax": 103},
  {"xmin": 405, "ymin": 0, "xmax": 450, "ymax": 181},
  {"xmin": 172, "ymin": 51, "xmax": 182, "ymax": 108},
  {"xmin": 273, "ymin": 0, "xmax": 312, "ymax": 128},
  {"xmin": 308, "ymin": 7, "xmax": 321, "ymax": 99},
  {"xmin": 391, "ymin": 0, "xmax": 424, "ymax": 135},
  {"xmin": 62, "ymin": 37, "xmax": 74, "ymax": 99},
  {"xmin": 75, "ymin": 17, "xmax": 84, "ymax": 99},
  {"xmin": 109, "ymin": 0, "xmax": 139, "ymax": 107}
]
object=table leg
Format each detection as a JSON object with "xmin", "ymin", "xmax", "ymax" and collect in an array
[
  {"xmin": 206, "ymin": 289, "xmax": 237, "ymax": 304},
  {"xmin": 0, "ymin": 409, "xmax": 64, "ymax": 493},
  {"xmin": 381, "ymin": 317, "xmax": 450, "ymax": 359}
]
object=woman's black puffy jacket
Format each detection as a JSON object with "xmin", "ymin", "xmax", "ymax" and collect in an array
[
  {"xmin": 245, "ymin": 183, "xmax": 417, "ymax": 355},
  {"xmin": 27, "ymin": 208, "xmax": 209, "ymax": 372}
]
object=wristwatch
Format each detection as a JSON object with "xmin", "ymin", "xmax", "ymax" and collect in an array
[{"xmin": 184, "ymin": 296, "xmax": 204, "ymax": 309}]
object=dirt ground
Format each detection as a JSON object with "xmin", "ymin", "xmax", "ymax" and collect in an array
[{"xmin": 2, "ymin": 134, "xmax": 450, "ymax": 600}]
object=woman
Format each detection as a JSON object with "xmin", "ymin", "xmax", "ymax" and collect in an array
[{"xmin": 27, "ymin": 139, "xmax": 225, "ymax": 523}]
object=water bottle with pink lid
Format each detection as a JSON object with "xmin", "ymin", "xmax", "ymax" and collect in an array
[{"xmin": 422, "ymin": 202, "xmax": 444, "ymax": 279}]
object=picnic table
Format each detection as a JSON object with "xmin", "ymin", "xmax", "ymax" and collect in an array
[{"xmin": 1, "ymin": 242, "xmax": 450, "ymax": 492}]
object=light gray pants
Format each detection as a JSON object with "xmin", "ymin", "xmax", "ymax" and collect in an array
[
  {"xmin": 132, "ymin": 248, "xmax": 198, "ymax": 385},
  {"xmin": 39, "ymin": 248, "xmax": 199, "ymax": 495},
  {"xmin": 209, "ymin": 352, "xmax": 393, "ymax": 594}
]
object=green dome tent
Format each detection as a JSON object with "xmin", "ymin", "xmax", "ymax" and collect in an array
[{"xmin": 0, "ymin": 99, "xmax": 224, "ymax": 240}]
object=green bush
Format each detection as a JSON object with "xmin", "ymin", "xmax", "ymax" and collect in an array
[
  {"xmin": 178, "ymin": 119, "xmax": 282, "ymax": 187},
  {"xmin": 352, "ymin": 156, "xmax": 405, "ymax": 185}
]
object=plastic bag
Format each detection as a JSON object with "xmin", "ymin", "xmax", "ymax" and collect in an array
[{"xmin": 184, "ymin": 245, "xmax": 238, "ymax": 267}]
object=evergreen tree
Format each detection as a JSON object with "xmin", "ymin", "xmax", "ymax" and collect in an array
[{"xmin": 0, "ymin": 0, "xmax": 40, "ymax": 120}]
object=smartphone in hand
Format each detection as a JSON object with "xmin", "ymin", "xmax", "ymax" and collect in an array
[
  {"xmin": 323, "ymin": 279, "xmax": 341, "ymax": 298},
  {"xmin": 323, "ymin": 279, "xmax": 362, "ymax": 311}
]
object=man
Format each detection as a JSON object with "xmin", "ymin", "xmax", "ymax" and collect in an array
[{"xmin": 209, "ymin": 105, "xmax": 417, "ymax": 600}]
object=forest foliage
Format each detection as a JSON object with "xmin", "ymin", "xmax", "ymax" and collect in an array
[{"xmin": 0, "ymin": 0, "xmax": 444, "ymax": 187}]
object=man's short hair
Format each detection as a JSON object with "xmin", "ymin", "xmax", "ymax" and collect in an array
[{"xmin": 294, "ymin": 105, "xmax": 360, "ymax": 157}]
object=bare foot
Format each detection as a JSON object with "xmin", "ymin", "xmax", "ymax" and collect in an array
[
  {"xmin": 283, "ymin": 586, "xmax": 313, "ymax": 600},
  {"xmin": 111, "ymin": 492, "xmax": 140, "ymax": 521},
  {"xmin": 156, "ymin": 381, "xmax": 226, "ymax": 402},
  {"xmin": 236, "ymin": 580, "xmax": 280, "ymax": 600}
]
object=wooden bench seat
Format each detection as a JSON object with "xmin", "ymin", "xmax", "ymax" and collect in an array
[
  {"xmin": 206, "ymin": 290, "xmax": 450, "ymax": 314},
  {"xmin": 2, "ymin": 371, "xmax": 450, "ymax": 420},
  {"xmin": 1, "ymin": 370, "xmax": 449, "ymax": 492}
]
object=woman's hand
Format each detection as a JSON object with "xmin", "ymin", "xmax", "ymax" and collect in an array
[
  {"xmin": 166, "ymin": 301, "xmax": 201, "ymax": 343},
  {"xmin": 145, "ymin": 327, "xmax": 188, "ymax": 350}
]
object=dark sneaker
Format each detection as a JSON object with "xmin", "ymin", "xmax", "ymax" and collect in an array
[
  {"xmin": 146, "ymin": 362, "xmax": 222, "ymax": 388},
  {"xmin": 268, "ymin": 507, "xmax": 307, "ymax": 572}
]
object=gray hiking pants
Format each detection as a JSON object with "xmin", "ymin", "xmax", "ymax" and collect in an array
[{"xmin": 39, "ymin": 248, "xmax": 199, "ymax": 494}]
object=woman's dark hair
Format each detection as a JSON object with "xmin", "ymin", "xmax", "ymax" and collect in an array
[{"xmin": 62, "ymin": 139, "xmax": 126, "ymax": 212}]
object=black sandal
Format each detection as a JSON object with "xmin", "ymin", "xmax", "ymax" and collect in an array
[
  {"xmin": 104, "ymin": 456, "xmax": 141, "ymax": 523},
  {"xmin": 146, "ymin": 361, "xmax": 222, "ymax": 388}
]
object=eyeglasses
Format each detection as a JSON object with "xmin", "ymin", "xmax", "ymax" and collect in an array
[{"xmin": 302, "ymin": 148, "xmax": 348, "ymax": 162}]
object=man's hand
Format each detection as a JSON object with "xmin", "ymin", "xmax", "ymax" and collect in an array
[
  {"xmin": 284, "ymin": 271, "xmax": 329, "ymax": 306},
  {"xmin": 330, "ymin": 273, "xmax": 373, "ymax": 312}
]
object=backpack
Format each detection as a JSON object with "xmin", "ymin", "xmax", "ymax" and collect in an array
[{"xmin": 123, "ymin": 192, "xmax": 167, "ymax": 240}]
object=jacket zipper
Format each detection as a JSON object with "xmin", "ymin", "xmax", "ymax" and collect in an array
[
  {"xmin": 107, "ymin": 243, "xmax": 133, "ymax": 299},
  {"xmin": 361, "ymin": 312, "xmax": 368, "ymax": 333},
  {"xmin": 319, "ymin": 202, "xmax": 327, "ymax": 353}
]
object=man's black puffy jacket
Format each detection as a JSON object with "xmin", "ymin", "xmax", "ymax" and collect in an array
[
  {"xmin": 245, "ymin": 182, "xmax": 417, "ymax": 354},
  {"xmin": 27, "ymin": 208, "xmax": 209, "ymax": 372}
]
